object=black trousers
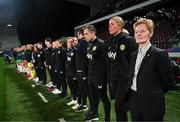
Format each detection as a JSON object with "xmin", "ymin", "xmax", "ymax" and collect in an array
[
  {"xmin": 34, "ymin": 66, "xmax": 39, "ymax": 78},
  {"xmin": 51, "ymin": 68, "xmax": 56, "ymax": 86},
  {"xmin": 54, "ymin": 71, "xmax": 67, "ymax": 96},
  {"xmin": 54, "ymin": 71, "xmax": 60, "ymax": 89},
  {"xmin": 111, "ymin": 80, "xmax": 128, "ymax": 121},
  {"xmin": 131, "ymin": 110, "xmax": 163, "ymax": 121},
  {"xmin": 37, "ymin": 66, "xmax": 47, "ymax": 83},
  {"xmin": 88, "ymin": 80, "xmax": 111, "ymax": 121},
  {"xmin": 76, "ymin": 72, "xmax": 88, "ymax": 105},
  {"xmin": 66, "ymin": 75, "xmax": 78, "ymax": 100},
  {"xmin": 129, "ymin": 90, "xmax": 163, "ymax": 121}
]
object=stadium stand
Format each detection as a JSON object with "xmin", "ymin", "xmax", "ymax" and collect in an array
[{"xmin": 76, "ymin": 0, "xmax": 179, "ymax": 50}]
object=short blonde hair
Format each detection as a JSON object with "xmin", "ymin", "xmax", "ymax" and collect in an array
[
  {"xmin": 110, "ymin": 16, "xmax": 125, "ymax": 28},
  {"xmin": 133, "ymin": 18, "xmax": 154, "ymax": 34}
]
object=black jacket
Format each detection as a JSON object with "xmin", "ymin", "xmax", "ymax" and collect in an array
[
  {"xmin": 106, "ymin": 32, "xmax": 137, "ymax": 81},
  {"xmin": 106, "ymin": 32, "xmax": 137, "ymax": 100},
  {"xmin": 65, "ymin": 47, "xmax": 76, "ymax": 77},
  {"xmin": 75, "ymin": 39, "xmax": 88, "ymax": 75},
  {"xmin": 87, "ymin": 38, "xmax": 106, "ymax": 86},
  {"xmin": 54, "ymin": 47, "xmax": 66, "ymax": 73},
  {"xmin": 44, "ymin": 47, "xmax": 52, "ymax": 65},
  {"xmin": 36, "ymin": 48, "xmax": 45, "ymax": 67},
  {"xmin": 50, "ymin": 48, "xmax": 56, "ymax": 69}
]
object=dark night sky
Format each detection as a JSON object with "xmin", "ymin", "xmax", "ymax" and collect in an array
[{"xmin": 15, "ymin": 0, "xmax": 90, "ymax": 44}]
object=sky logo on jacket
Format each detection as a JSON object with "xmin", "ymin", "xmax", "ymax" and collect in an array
[
  {"xmin": 108, "ymin": 51, "xmax": 116, "ymax": 60},
  {"xmin": 87, "ymin": 53, "xmax": 93, "ymax": 60}
]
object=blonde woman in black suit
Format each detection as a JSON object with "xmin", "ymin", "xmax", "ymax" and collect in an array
[{"xmin": 129, "ymin": 18, "xmax": 173, "ymax": 121}]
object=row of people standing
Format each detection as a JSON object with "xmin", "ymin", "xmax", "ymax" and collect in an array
[
  {"xmin": 13, "ymin": 16, "xmax": 173, "ymax": 122},
  {"xmin": 42, "ymin": 25, "xmax": 111, "ymax": 121},
  {"xmin": 74, "ymin": 16, "xmax": 173, "ymax": 121}
]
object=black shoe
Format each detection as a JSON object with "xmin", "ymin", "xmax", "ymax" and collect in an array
[
  {"xmin": 59, "ymin": 93, "xmax": 66, "ymax": 98},
  {"xmin": 84, "ymin": 112, "xmax": 99, "ymax": 122},
  {"xmin": 65, "ymin": 95, "xmax": 73, "ymax": 101},
  {"xmin": 84, "ymin": 110, "xmax": 93, "ymax": 118},
  {"xmin": 74, "ymin": 104, "xmax": 88, "ymax": 112}
]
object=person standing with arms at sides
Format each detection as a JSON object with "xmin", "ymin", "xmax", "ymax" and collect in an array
[
  {"xmin": 65, "ymin": 37, "xmax": 78, "ymax": 106},
  {"xmin": 47, "ymin": 41, "xmax": 57, "ymax": 91},
  {"xmin": 44, "ymin": 37, "xmax": 53, "ymax": 87},
  {"xmin": 106, "ymin": 16, "xmax": 137, "ymax": 121},
  {"xmin": 128, "ymin": 18, "xmax": 173, "ymax": 121},
  {"xmin": 52, "ymin": 39, "xmax": 67, "ymax": 96},
  {"xmin": 84, "ymin": 25, "xmax": 111, "ymax": 122},
  {"xmin": 36, "ymin": 42, "xmax": 47, "ymax": 85},
  {"xmin": 74, "ymin": 28, "xmax": 88, "ymax": 112}
]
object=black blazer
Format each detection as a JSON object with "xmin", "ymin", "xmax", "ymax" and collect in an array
[{"xmin": 128, "ymin": 45, "xmax": 173, "ymax": 114}]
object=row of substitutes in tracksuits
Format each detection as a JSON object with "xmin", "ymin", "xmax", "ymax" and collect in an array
[{"xmin": 26, "ymin": 32, "xmax": 137, "ymax": 121}]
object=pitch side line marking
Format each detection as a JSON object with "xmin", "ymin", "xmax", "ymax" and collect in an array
[{"xmin": 37, "ymin": 92, "xmax": 48, "ymax": 103}]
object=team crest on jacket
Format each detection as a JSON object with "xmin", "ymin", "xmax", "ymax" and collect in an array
[
  {"xmin": 67, "ymin": 57, "xmax": 71, "ymax": 61},
  {"xmin": 120, "ymin": 44, "xmax": 125, "ymax": 51},
  {"xmin": 93, "ymin": 46, "xmax": 97, "ymax": 51},
  {"xmin": 98, "ymin": 85, "xmax": 102, "ymax": 89}
]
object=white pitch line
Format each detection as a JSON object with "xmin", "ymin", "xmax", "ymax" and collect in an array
[{"xmin": 37, "ymin": 92, "xmax": 48, "ymax": 103}]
